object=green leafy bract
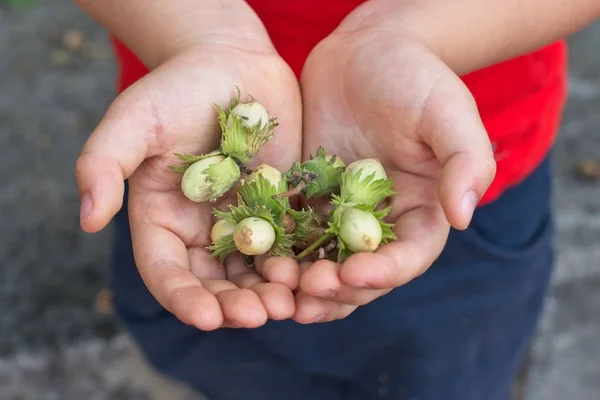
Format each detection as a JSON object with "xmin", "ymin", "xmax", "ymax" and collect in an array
[
  {"xmin": 286, "ymin": 208, "xmax": 315, "ymax": 243},
  {"xmin": 216, "ymin": 88, "xmax": 278, "ymax": 165},
  {"xmin": 238, "ymin": 174, "xmax": 289, "ymax": 223},
  {"xmin": 207, "ymin": 234, "xmax": 237, "ymax": 264},
  {"xmin": 167, "ymin": 150, "xmax": 223, "ymax": 174},
  {"xmin": 285, "ymin": 146, "xmax": 345, "ymax": 199},
  {"xmin": 339, "ymin": 167, "xmax": 396, "ymax": 209},
  {"xmin": 212, "ymin": 194, "xmax": 294, "ymax": 259},
  {"xmin": 204, "ymin": 156, "xmax": 241, "ymax": 201}
]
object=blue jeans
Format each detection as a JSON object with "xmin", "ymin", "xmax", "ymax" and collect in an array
[{"xmin": 110, "ymin": 155, "xmax": 554, "ymax": 400}]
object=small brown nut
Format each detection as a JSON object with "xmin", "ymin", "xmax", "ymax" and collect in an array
[
  {"xmin": 94, "ymin": 289, "xmax": 113, "ymax": 315},
  {"xmin": 577, "ymin": 159, "xmax": 600, "ymax": 181},
  {"xmin": 282, "ymin": 213, "xmax": 296, "ymax": 234},
  {"xmin": 62, "ymin": 29, "xmax": 85, "ymax": 51}
]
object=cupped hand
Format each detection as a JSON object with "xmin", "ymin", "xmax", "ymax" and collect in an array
[
  {"xmin": 75, "ymin": 43, "xmax": 302, "ymax": 330},
  {"xmin": 293, "ymin": 29, "xmax": 497, "ymax": 323}
]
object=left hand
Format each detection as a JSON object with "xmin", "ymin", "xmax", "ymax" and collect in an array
[
  {"xmin": 76, "ymin": 43, "xmax": 303, "ymax": 331},
  {"xmin": 291, "ymin": 27, "xmax": 497, "ymax": 323}
]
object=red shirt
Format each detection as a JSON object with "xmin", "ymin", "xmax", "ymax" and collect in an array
[{"xmin": 110, "ymin": 0, "xmax": 568, "ymax": 206}]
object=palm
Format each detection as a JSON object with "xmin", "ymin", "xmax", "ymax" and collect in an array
[
  {"xmin": 80, "ymin": 45, "xmax": 302, "ymax": 329},
  {"xmin": 302, "ymin": 37, "xmax": 448, "ymax": 225},
  {"xmin": 293, "ymin": 33, "xmax": 496, "ymax": 322}
]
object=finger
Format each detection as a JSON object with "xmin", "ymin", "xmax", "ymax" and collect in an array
[
  {"xmin": 300, "ymin": 259, "xmax": 392, "ymax": 306},
  {"xmin": 340, "ymin": 205, "xmax": 449, "ymax": 289},
  {"xmin": 256, "ymin": 256, "xmax": 301, "ymax": 290},
  {"xmin": 300, "ymin": 261, "xmax": 312, "ymax": 273},
  {"xmin": 227, "ymin": 254, "xmax": 296, "ymax": 320},
  {"xmin": 203, "ymin": 254, "xmax": 267, "ymax": 328},
  {"xmin": 130, "ymin": 223, "xmax": 224, "ymax": 331},
  {"xmin": 75, "ymin": 87, "xmax": 160, "ymax": 234},
  {"xmin": 201, "ymin": 278, "xmax": 269, "ymax": 328},
  {"xmin": 419, "ymin": 77, "xmax": 496, "ymax": 229},
  {"xmin": 227, "ymin": 252, "xmax": 265, "ymax": 288},
  {"xmin": 190, "ymin": 249, "xmax": 275, "ymax": 326},
  {"xmin": 188, "ymin": 246, "xmax": 227, "ymax": 280},
  {"xmin": 250, "ymin": 283, "xmax": 296, "ymax": 320},
  {"xmin": 299, "ymin": 260, "xmax": 340, "ymax": 299},
  {"xmin": 292, "ymin": 291, "xmax": 357, "ymax": 324},
  {"xmin": 215, "ymin": 289, "xmax": 268, "ymax": 328}
]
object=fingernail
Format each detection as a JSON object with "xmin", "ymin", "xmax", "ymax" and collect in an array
[
  {"xmin": 318, "ymin": 289, "xmax": 335, "ymax": 299},
  {"xmin": 80, "ymin": 193, "xmax": 93, "ymax": 223},
  {"xmin": 461, "ymin": 191, "xmax": 478, "ymax": 226},
  {"xmin": 313, "ymin": 314, "xmax": 326, "ymax": 323}
]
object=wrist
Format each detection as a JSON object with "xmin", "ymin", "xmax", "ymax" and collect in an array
[
  {"xmin": 332, "ymin": 1, "xmax": 457, "ymax": 70},
  {"xmin": 335, "ymin": 0, "xmax": 600, "ymax": 76},
  {"xmin": 75, "ymin": 0, "xmax": 275, "ymax": 68}
]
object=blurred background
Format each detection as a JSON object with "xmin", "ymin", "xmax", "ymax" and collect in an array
[{"xmin": 1, "ymin": 1, "xmax": 599, "ymax": 399}]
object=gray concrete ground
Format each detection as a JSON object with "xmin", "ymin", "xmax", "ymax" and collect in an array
[{"xmin": 1, "ymin": 1, "xmax": 599, "ymax": 399}]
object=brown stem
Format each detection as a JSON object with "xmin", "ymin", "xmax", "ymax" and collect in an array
[
  {"xmin": 275, "ymin": 181, "xmax": 306, "ymax": 199},
  {"xmin": 337, "ymin": 247, "xmax": 344, "ymax": 264}
]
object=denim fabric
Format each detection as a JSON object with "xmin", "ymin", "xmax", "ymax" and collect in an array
[{"xmin": 109, "ymin": 155, "xmax": 554, "ymax": 400}]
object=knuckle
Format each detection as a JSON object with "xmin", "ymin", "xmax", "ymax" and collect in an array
[
  {"xmin": 480, "ymin": 155, "xmax": 497, "ymax": 184},
  {"xmin": 74, "ymin": 151, "xmax": 94, "ymax": 187},
  {"xmin": 75, "ymin": 150, "xmax": 92, "ymax": 172}
]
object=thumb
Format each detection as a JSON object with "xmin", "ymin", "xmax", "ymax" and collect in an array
[
  {"xmin": 420, "ymin": 78, "xmax": 497, "ymax": 230},
  {"xmin": 75, "ymin": 87, "xmax": 158, "ymax": 233}
]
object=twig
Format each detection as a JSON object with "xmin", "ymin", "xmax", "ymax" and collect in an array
[
  {"xmin": 294, "ymin": 232, "xmax": 334, "ymax": 261},
  {"xmin": 275, "ymin": 181, "xmax": 306, "ymax": 199}
]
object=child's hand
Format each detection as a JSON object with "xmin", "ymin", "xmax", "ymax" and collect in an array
[
  {"xmin": 75, "ymin": 43, "xmax": 302, "ymax": 330},
  {"xmin": 292, "ymin": 29, "xmax": 497, "ymax": 323}
]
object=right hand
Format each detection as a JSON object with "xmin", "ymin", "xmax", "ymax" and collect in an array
[{"xmin": 75, "ymin": 39, "xmax": 302, "ymax": 330}]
